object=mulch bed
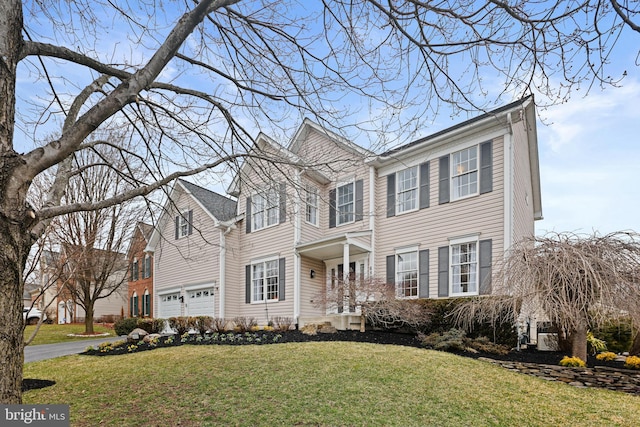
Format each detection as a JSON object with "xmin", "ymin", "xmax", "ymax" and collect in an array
[{"xmin": 25, "ymin": 330, "xmax": 629, "ymax": 392}]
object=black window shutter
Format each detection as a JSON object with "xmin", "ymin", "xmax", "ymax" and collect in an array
[
  {"xmin": 279, "ymin": 183, "xmax": 287, "ymax": 224},
  {"xmin": 245, "ymin": 197, "xmax": 252, "ymax": 234},
  {"xmin": 245, "ymin": 265, "xmax": 251, "ymax": 304},
  {"xmin": 174, "ymin": 216, "xmax": 179, "ymax": 240},
  {"xmin": 355, "ymin": 179, "xmax": 363, "ymax": 222},
  {"xmin": 187, "ymin": 210, "xmax": 193, "ymax": 235},
  {"xmin": 329, "ymin": 188, "xmax": 337, "ymax": 228},
  {"xmin": 419, "ymin": 249, "xmax": 429, "ymax": 298},
  {"xmin": 386, "ymin": 174, "xmax": 396, "ymax": 217},
  {"xmin": 130, "ymin": 296, "xmax": 134, "ymax": 317},
  {"xmin": 386, "ymin": 255, "xmax": 395, "ymax": 286},
  {"xmin": 279, "ymin": 257, "xmax": 286, "ymax": 301},
  {"xmin": 419, "ymin": 162, "xmax": 430, "ymax": 209},
  {"xmin": 438, "ymin": 246, "xmax": 449, "ymax": 297},
  {"xmin": 480, "ymin": 141, "xmax": 493, "ymax": 194},
  {"xmin": 438, "ymin": 155, "xmax": 450, "ymax": 205},
  {"xmin": 479, "ymin": 239, "xmax": 493, "ymax": 295}
]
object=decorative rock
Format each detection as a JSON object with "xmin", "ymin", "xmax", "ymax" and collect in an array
[
  {"xmin": 143, "ymin": 333, "xmax": 161, "ymax": 343},
  {"xmin": 127, "ymin": 328, "xmax": 149, "ymax": 342}
]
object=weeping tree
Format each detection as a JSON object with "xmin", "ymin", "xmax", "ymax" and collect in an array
[
  {"xmin": 454, "ymin": 232, "xmax": 640, "ymax": 362},
  {"xmin": 2, "ymin": 0, "xmax": 640, "ymax": 404}
]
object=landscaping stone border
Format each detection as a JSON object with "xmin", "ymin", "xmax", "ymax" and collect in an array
[{"xmin": 479, "ymin": 357, "xmax": 640, "ymax": 395}]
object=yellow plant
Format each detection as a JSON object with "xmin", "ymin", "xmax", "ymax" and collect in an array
[
  {"xmin": 624, "ymin": 355, "xmax": 640, "ymax": 370},
  {"xmin": 595, "ymin": 351, "xmax": 617, "ymax": 361},
  {"xmin": 559, "ymin": 356, "xmax": 586, "ymax": 367}
]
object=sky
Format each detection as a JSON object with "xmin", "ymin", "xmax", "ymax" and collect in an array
[{"xmin": 13, "ymin": 1, "xmax": 640, "ymax": 237}]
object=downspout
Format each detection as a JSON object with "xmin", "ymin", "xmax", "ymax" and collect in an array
[
  {"xmin": 218, "ymin": 223, "xmax": 234, "ymax": 320},
  {"xmin": 368, "ymin": 166, "xmax": 376, "ymax": 277},
  {"xmin": 293, "ymin": 170, "xmax": 301, "ymax": 325},
  {"xmin": 504, "ymin": 112, "xmax": 515, "ymax": 254}
]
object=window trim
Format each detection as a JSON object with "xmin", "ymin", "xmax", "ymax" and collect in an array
[
  {"xmin": 396, "ymin": 166, "xmax": 419, "ymax": 215},
  {"xmin": 305, "ymin": 185, "xmax": 319, "ymax": 227},
  {"xmin": 395, "ymin": 246, "xmax": 419, "ymax": 299},
  {"xmin": 336, "ymin": 179, "xmax": 355, "ymax": 226},
  {"xmin": 251, "ymin": 187, "xmax": 280, "ymax": 232},
  {"xmin": 250, "ymin": 257, "xmax": 280, "ymax": 304},
  {"xmin": 451, "ymin": 145, "xmax": 479, "ymax": 201},
  {"xmin": 132, "ymin": 258, "xmax": 139, "ymax": 281},
  {"xmin": 449, "ymin": 236, "xmax": 479, "ymax": 297},
  {"xmin": 143, "ymin": 254, "xmax": 151, "ymax": 279},
  {"xmin": 177, "ymin": 210, "xmax": 190, "ymax": 238}
]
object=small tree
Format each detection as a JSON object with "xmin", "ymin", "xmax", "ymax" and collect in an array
[
  {"xmin": 315, "ymin": 276, "xmax": 430, "ymax": 332},
  {"xmin": 454, "ymin": 232, "xmax": 640, "ymax": 362}
]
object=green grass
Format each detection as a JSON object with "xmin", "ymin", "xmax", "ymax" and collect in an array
[
  {"xmin": 24, "ymin": 323, "xmax": 115, "ymax": 346},
  {"xmin": 23, "ymin": 342, "xmax": 639, "ymax": 426}
]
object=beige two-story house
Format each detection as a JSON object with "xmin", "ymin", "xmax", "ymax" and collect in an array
[{"xmin": 149, "ymin": 96, "xmax": 541, "ymax": 329}]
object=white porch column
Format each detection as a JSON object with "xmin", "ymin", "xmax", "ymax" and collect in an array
[
  {"xmin": 293, "ymin": 170, "xmax": 301, "ymax": 324},
  {"xmin": 343, "ymin": 242, "xmax": 350, "ymax": 313}
]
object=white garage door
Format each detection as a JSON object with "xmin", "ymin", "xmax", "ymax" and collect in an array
[
  {"xmin": 159, "ymin": 293, "xmax": 181, "ymax": 318},
  {"xmin": 186, "ymin": 288, "xmax": 215, "ymax": 317}
]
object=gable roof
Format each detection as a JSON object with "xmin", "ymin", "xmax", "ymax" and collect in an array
[
  {"xmin": 379, "ymin": 95, "xmax": 534, "ymax": 157},
  {"xmin": 178, "ymin": 179, "xmax": 237, "ymax": 222},
  {"xmin": 146, "ymin": 179, "xmax": 238, "ymax": 251},
  {"xmin": 288, "ymin": 118, "xmax": 375, "ymax": 158}
]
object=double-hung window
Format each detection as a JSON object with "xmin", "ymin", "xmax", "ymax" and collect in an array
[
  {"xmin": 451, "ymin": 240, "xmax": 478, "ymax": 295},
  {"xmin": 178, "ymin": 211, "xmax": 190, "ymax": 238},
  {"xmin": 252, "ymin": 188, "xmax": 279, "ymax": 231},
  {"xmin": 143, "ymin": 254, "xmax": 151, "ymax": 279},
  {"xmin": 337, "ymin": 181, "xmax": 354, "ymax": 225},
  {"xmin": 305, "ymin": 186, "xmax": 318, "ymax": 226},
  {"xmin": 451, "ymin": 146, "xmax": 478, "ymax": 200},
  {"xmin": 131, "ymin": 258, "xmax": 139, "ymax": 281},
  {"xmin": 396, "ymin": 250, "xmax": 418, "ymax": 298},
  {"xmin": 252, "ymin": 259, "xmax": 279, "ymax": 303},
  {"xmin": 396, "ymin": 166, "xmax": 418, "ymax": 213}
]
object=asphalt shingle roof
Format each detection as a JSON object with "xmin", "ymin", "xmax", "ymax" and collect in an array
[{"xmin": 178, "ymin": 179, "xmax": 237, "ymax": 222}]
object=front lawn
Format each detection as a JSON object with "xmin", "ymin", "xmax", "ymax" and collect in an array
[
  {"xmin": 24, "ymin": 323, "xmax": 115, "ymax": 346},
  {"xmin": 24, "ymin": 342, "xmax": 639, "ymax": 426}
]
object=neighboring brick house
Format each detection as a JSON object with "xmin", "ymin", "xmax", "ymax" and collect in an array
[
  {"xmin": 127, "ymin": 222, "xmax": 154, "ymax": 317},
  {"xmin": 149, "ymin": 96, "xmax": 542, "ymax": 330}
]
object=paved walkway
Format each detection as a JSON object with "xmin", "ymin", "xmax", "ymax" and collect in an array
[{"xmin": 24, "ymin": 336, "xmax": 125, "ymax": 363}]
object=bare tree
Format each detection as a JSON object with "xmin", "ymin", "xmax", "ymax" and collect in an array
[
  {"xmin": 454, "ymin": 232, "xmax": 640, "ymax": 362},
  {"xmin": 52, "ymin": 147, "xmax": 141, "ymax": 334},
  {"xmin": 1, "ymin": 0, "xmax": 639, "ymax": 403},
  {"xmin": 315, "ymin": 276, "xmax": 430, "ymax": 332}
]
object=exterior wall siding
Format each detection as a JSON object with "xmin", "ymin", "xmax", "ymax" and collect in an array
[
  {"xmin": 153, "ymin": 188, "xmax": 221, "ymax": 317},
  {"xmin": 511, "ymin": 116, "xmax": 536, "ymax": 245},
  {"xmin": 374, "ymin": 136, "xmax": 505, "ymax": 298}
]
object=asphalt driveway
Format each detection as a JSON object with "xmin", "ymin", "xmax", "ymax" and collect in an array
[{"xmin": 24, "ymin": 336, "xmax": 125, "ymax": 363}]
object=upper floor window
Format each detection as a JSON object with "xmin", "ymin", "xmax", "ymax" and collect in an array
[
  {"xmin": 252, "ymin": 187, "xmax": 279, "ymax": 231},
  {"xmin": 175, "ymin": 210, "xmax": 193, "ymax": 239},
  {"xmin": 305, "ymin": 186, "xmax": 318, "ymax": 226},
  {"xmin": 396, "ymin": 250, "xmax": 418, "ymax": 298},
  {"xmin": 131, "ymin": 258, "xmax": 139, "ymax": 281},
  {"xmin": 397, "ymin": 166, "xmax": 418, "ymax": 214},
  {"xmin": 451, "ymin": 146, "xmax": 478, "ymax": 200},
  {"xmin": 252, "ymin": 259, "xmax": 279, "ymax": 303},
  {"xmin": 143, "ymin": 254, "xmax": 151, "ymax": 279},
  {"xmin": 451, "ymin": 240, "xmax": 478, "ymax": 296},
  {"xmin": 337, "ymin": 181, "xmax": 354, "ymax": 225}
]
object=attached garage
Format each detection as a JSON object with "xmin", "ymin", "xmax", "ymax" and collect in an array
[
  {"xmin": 186, "ymin": 287, "xmax": 215, "ymax": 317},
  {"xmin": 158, "ymin": 292, "xmax": 181, "ymax": 318}
]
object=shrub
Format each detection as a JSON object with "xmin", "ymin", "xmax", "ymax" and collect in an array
[
  {"xmin": 595, "ymin": 351, "xmax": 617, "ymax": 362},
  {"xmin": 559, "ymin": 356, "xmax": 586, "ymax": 367},
  {"xmin": 273, "ymin": 316, "xmax": 294, "ymax": 332},
  {"xmin": 114, "ymin": 317, "xmax": 139, "ymax": 336},
  {"xmin": 419, "ymin": 328, "xmax": 467, "ymax": 352},
  {"xmin": 587, "ymin": 331, "xmax": 607, "ymax": 355},
  {"xmin": 624, "ymin": 355, "xmax": 640, "ymax": 370},
  {"xmin": 465, "ymin": 336, "xmax": 510, "ymax": 355},
  {"xmin": 592, "ymin": 319, "xmax": 633, "ymax": 353},
  {"xmin": 193, "ymin": 316, "xmax": 214, "ymax": 334},
  {"xmin": 136, "ymin": 318, "xmax": 156, "ymax": 334},
  {"xmin": 210, "ymin": 318, "xmax": 228, "ymax": 332},
  {"xmin": 168, "ymin": 317, "xmax": 190, "ymax": 335},
  {"xmin": 233, "ymin": 317, "xmax": 257, "ymax": 333}
]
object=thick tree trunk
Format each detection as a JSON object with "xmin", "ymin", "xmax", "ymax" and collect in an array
[
  {"xmin": 571, "ymin": 325, "xmax": 588, "ymax": 362},
  {"xmin": 0, "ymin": 0, "xmax": 29, "ymax": 404},
  {"xmin": 84, "ymin": 301, "xmax": 95, "ymax": 334}
]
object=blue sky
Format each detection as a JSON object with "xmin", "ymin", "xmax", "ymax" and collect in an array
[{"xmin": 14, "ymin": 2, "xmax": 640, "ymax": 236}]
